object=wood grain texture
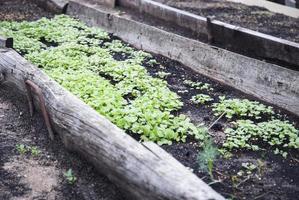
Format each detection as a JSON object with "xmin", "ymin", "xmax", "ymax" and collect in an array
[
  {"xmin": 31, "ymin": 0, "xmax": 69, "ymax": 13},
  {"xmin": 117, "ymin": 0, "xmax": 299, "ymax": 68},
  {"xmin": 0, "ymin": 36, "xmax": 13, "ymax": 48},
  {"xmin": 0, "ymin": 48, "xmax": 224, "ymax": 200}
]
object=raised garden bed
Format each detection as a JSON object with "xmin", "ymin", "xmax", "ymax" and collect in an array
[
  {"xmin": 0, "ymin": 11, "xmax": 223, "ymax": 200},
  {"xmin": 1, "ymin": 7, "xmax": 299, "ymax": 199},
  {"xmin": 116, "ymin": 0, "xmax": 299, "ymax": 70},
  {"xmin": 154, "ymin": 0, "xmax": 299, "ymax": 43}
]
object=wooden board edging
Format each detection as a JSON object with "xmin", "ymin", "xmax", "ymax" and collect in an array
[
  {"xmin": 117, "ymin": 0, "xmax": 299, "ymax": 69},
  {"xmin": 31, "ymin": 0, "xmax": 69, "ymax": 13},
  {"xmin": 0, "ymin": 48, "xmax": 224, "ymax": 200},
  {"xmin": 0, "ymin": 36, "xmax": 13, "ymax": 48},
  {"xmin": 67, "ymin": 0, "xmax": 299, "ymax": 117}
]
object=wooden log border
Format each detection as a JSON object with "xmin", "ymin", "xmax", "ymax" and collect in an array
[
  {"xmin": 30, "ymin": 0, "xmax": 69, "ymax": 13},
  {"xmin": 0, "ymin": 36, "xmax": 13, "ymax": 48},
  {"xmin": 117, "ymin": 0, "xmax": 299, "ymax": 69},
  {"xmin": 66, "ymin": 0, "xmax": 299, "ymax": 116},
  {"xmin": 0, "ymin": 47, "xmax": 224, "ymax": 200}
]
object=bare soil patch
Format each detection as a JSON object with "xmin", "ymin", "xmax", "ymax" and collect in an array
[{"xmin": 0, "ymin": 85, "xmax": 125, "ymax": 200}]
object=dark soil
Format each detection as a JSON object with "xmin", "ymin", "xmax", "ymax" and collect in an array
[
  {"xmin": 0, "ymin": 0, "xmax": 54, "ymax": 21},
  {"xmin": 0, "ymin": 85, "xmax": 125, "ymax": 200},
  {"xmin": 108, "ymin": 35, "xmax": 299, "ymax": 199},
  {"xmin": 154, "ymin": 0, "xmax": 299, "ymax": 43},
  {"xmin": 141, "ymin": 54, "xmax": 299, "ymax": 200}
]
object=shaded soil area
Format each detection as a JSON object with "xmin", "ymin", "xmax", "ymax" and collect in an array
[
  {"xmin": 154, "ymin": 0, "xmax": 299, "ymax": 43},
  {"xmin": 0, "ymin": 85, "xmax": 125, "ymax": 200},
  {"xmin": 0, "ymin": 0, "xmax": 54, "ymax": 21}
]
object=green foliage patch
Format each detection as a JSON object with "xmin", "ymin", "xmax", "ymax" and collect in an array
[
  {"xmin": 1, "ymin": 15, "xmax": 206, "ymax": 145},
  {"xmin": 223, "ymin": 119, "xmax": 299, "ymax": 157},
  {"xmin": 213, "ymin": 96, "xmax": 274, "ymax": 119},
  {"xmin": 2, "ymin": 15, "xmax": 298, "ymax": 159},
  {"xmin": 191, "ymin": 94, "xmax": 213, "ymax": 105},
  {"xmin": 183, "ymin": 80, "xmax": 213, "ymax": 91}
]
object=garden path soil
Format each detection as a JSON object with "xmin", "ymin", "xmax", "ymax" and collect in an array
[
  {"xmin": 154, "ymin": 0, "xmax": 299, "ymax": 43},
  {"xmin": 0, "ymin": 85, "xmax": 125, "ymax": 200},
  {"xmin": 0, "ymin": 0, "xmax": 54, "ymax": 21}
]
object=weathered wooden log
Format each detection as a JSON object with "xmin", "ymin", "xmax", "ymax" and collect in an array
[
  {"xmin": 0, "ymin": 36, "xmax": 13, "ymax": 48},
  {"xmin": 31, "ymin": 0, "xmax": 69, "ymax": 13},
  {"xmin": 117, "ymin": 0, "xmax": 299, "ymax": 69},
  {"xmin": 97, "ymin": 0, "xmax": 116, "ymax": 8},
  {"xmin": 0, "ymin": 48, "xmax": 224, "ymax": 200}
]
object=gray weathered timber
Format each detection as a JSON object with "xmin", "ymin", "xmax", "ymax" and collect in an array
[
  {"xmin": 210, "ymin": 20, "xmax": 299, "ymax": 69},
  {"xmin": 67, "ymin": 0, "xmax": 299, "ymax": 116},
  {"xmin": 118, "ymin": 0, "xmax": 207, "ymax": 36},
  {"xmin": 98, "ymin": 0, "xmax": 116, "ymax": 8},
  {"xmin": 0, "ymin": 48, "xmax": 224, "ymax": 200},
  {"xmin": 31, "ymin": 0, "xmax": 69, "ymax": 13},
  {"xmin": 0, "ymin": 36, "xmax": 13, "ymax": 48},
  {"xmin": 117, "ymin": 0, "xmax": 299, "ymax": 68}
]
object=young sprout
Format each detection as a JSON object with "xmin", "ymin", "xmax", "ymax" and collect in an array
[
  {"xmin": 16, "ymin": 144, "xmax": 27, "ymax": 155},
  {"xmin": 64, "ymin": 169, "xmax": 77, "ymax": 185}
]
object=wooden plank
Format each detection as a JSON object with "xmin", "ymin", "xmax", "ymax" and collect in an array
[
  {"xmin": 210, "ymin": 19, "xmax": 299, "ymax": 69},
  {"xmin": 227, "ymin": 0, "xmax": 299, "ymax": 18},
  {"xmin": 31, "ymin": 0, "xmax": 69, "ymax": 13},
  {"xmin": 118, "ymin": 0, "xmax": 207, "ymax": 36},
  {"xmin": 0, "ymin": 36, "xmax": 13, "ymax": 48},
  {"xmin": 99, "ymin": 0, "xmax": 116, "ymax": 8},
  {"xmin": 117, "ymin": 0, "xmax": 299, "ymax": 69},
  {"xmin": 0, "ymin": 48, "xmax": 224, "ymax": 200},
  {"xmin": 67, "ymin": 0, "xmax": 299, "ymax": 116}
]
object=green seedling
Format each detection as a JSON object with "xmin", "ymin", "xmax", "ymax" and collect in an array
[
  {"xmin": 156, "ymin": 71, "xmax": 170, "ymax": 79},
  {"xmin": 29, "ymin": 146, "xmax": 41, "ymax": 157},
  {"xmin": 191, "ymin": 94, "xmax": 213, "ymax": 105},
  {"xmin": 213, "ymin": 96, "xmax": 274, "ymax": 119},
  {"xmin": 183, "ymin": 80, "xmax": 213, "ymax": 91},
  {"xmin": 16, "ymin": 144, "xmax": 28, "ymax": 155},
  {"xmin": 197, "ymin": 138, "xmax": 219, "ymax": 180},
  {"xmin": 223, "ymin": 119, "xmax": 299, "ymax": 157},
  {"xmin": 256, "ymin": 159, "xmax": 266, "ymax": 178},
  {"xmin": 231, "ymin": 175, "xmax": 239, "ymax": 189},
  {"xmin": 64, "ymin": 169, "xmax": 77, "ymax": 185},
  {"xmin": 241, "ymin": 162, "xmax": 257, "ymax": 175}
]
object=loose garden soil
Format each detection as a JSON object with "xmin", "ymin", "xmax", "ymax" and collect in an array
[
  {"xmin": 1, "ymin": 1, "xmax": 299, "ymax": 200},
  {"xmin": 154, "ymin": 0, "xmax": 299, "ymax": 43},
  {"xmin": 142, "ymin": 54, "xmax": 299, "ymax": 200},
  {"xmin": 0, "ymin": 85, "xmax": 125, "ymax": 200},
  {"xmin": 0, "ymin": 0, "xmax": 54, "ymax": 21}
]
